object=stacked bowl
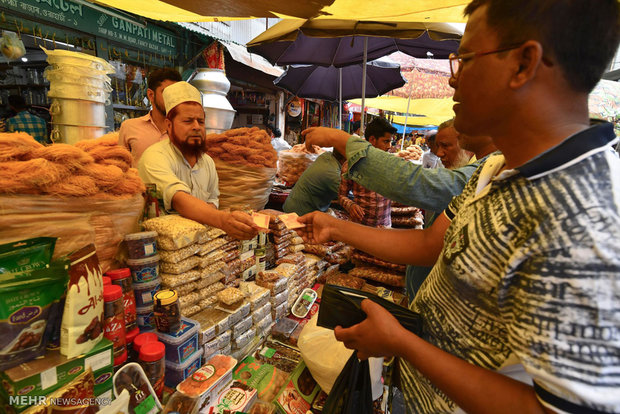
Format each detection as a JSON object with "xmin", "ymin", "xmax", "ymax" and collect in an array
[{"xmin": 43, "ymin": 48, "xmax": 115, "ymax": 144}]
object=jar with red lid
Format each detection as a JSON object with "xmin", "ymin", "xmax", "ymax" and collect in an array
[
  {"xmin": 106, "ymin": 268, "xmax": 138, "ymax": 332},
  {"xmin": 131, "ymin": 332, "xmax": 158, "ymax": 362},
  {"xmin": 102, "ymin": 276, "xmax": 112, "ymax": 286},
  {"xmin": 139, "ymin": 341, "xmax": 165, "ymax": 397},
  {"xmin": 124, "ymin": 326, "xmax": 140, "ymax": 362},
  {"xmin": 103, "ymin": 285, "xmax": 127, "ymax": 366}
]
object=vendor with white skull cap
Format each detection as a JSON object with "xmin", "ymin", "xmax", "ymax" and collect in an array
[{"xmin": 138, "ymin": 81, "xmax": 258, "ymax": 240}]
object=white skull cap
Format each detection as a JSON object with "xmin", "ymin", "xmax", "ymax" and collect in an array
[{"xmin": 163, "ymin": 81, "xmax": 203, "ymax": 114}]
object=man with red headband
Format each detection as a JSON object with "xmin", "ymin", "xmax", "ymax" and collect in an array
[{"xmin": 138, "ymin": 81, "xmax": 257, "ymax": 240}]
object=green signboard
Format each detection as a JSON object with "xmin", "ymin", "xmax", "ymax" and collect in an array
[{"xmin": 0, "ymin": 0, "xmax": 177, "ymax": 56}]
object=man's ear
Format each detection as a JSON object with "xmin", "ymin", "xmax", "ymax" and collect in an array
[
  {"xmin": 146, "ymin": 88, "xmax": 155, "ymax": 104},
  {"xmin": 509, "ymin": 40, "xmax": 545, "ymax": 90},
  {"xmin": 165, "ymin": 117, "xmax": 172, "ymax": 134}
]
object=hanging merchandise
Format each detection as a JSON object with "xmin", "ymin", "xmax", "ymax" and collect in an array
[
  {"xmin": 287, "ymin": 98, "xmax": 302, "ymax": 117},
  {"xmin": 0, "ymin": 31, "xmax": 26, "ymax": 60}
]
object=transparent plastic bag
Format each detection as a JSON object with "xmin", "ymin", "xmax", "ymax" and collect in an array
[
  {"xmin": 0, "ymin": 32, "xmax": 25, "ymax": 60},
  {"xmin": 213, "ymin": 159, "xmax": 276, "ymax": 211},
  {"xmin": 276, "ymin": 150, "xmax": 319, "ymax": 185}
]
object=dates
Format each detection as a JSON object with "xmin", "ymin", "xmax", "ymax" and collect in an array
[{"xmin": 76, "ymin": 315, "xmax": 102, "ymax": 344}]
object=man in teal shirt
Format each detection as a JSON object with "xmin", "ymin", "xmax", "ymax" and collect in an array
[
  {"xmin": 283, "ymin": 151, "xmax": 345, "ymax": 216},
  {"xmin": 302, "ymin": 125, "xmax": 495, "ymax": 300}
]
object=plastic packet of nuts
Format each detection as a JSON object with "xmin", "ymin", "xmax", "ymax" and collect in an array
[
  {"xmin": 160, "ymin": 269, "xmax": 202, "ymax": 288},
  {"xmin": 159, "ymin": 243, "xmax": 202, "ymax": 264},
  {"xmin": 143, "ymin": 215, "xmax": 208, "ymax": 250},
  {"xmin": 160, "ymin": 255, "xmax": 200, "ymax": 274}
]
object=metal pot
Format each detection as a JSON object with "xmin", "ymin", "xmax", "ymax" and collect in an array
[
  {"xmin": 51, "ymin": 123, "xmax": 107, "ymax": 145},
  {"xmin": 205, "ymin": 106, "xmax": 236, "ymax": 132},
  {"xmin": 50, "ymin": 99, "xmax": 107, "ymax": 127},
  {"xmin": 48, "ymin": 84, "xmax": 111, "ymax": 104},
  {"xmin": 190, "ymin": 68, "xmax": 231, "ymax": 95}
]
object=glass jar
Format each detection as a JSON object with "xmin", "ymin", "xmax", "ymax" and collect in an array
[
  {"xmin": 103, "ymin": 285, "xmax": 127, "ymax": 366},
  {"xmin": 139, "ymin": 341, "xmax": 165, "ymax": 397},
  {"xmin": 153, "ymin": 289, "xmax": 181, "ymax": 333},
  {"xmin": 106, "ymin": 268, "xmax": 138, "ymax": 332}
]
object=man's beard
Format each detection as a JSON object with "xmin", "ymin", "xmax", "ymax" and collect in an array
[
  {"xmin": 448, "ymin": 150, "xmax": 471, "ymax": 169},
  {"xmin": 170, "ymin": 126, "xmax": 204, "ymax": 158}
]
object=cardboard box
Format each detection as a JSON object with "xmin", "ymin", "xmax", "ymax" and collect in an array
[
  {"xmin": 0, "ymin": 338, "xmax": 113, "ymax": 412},
  {"xmin": 274, "ymin": 361, "xmax": 320, "ymax": 414}
]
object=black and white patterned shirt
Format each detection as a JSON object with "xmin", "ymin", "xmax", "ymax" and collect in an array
[{"xmin": 402, "ymin": 123, "xmax": 620, "ymax": 413}]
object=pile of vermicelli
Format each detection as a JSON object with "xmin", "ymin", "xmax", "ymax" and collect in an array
[{"xmin": 0, "ymin": 132, "xmax": 144, "ymax": 198}]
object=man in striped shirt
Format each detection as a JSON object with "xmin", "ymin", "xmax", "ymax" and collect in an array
[{"xmin": 298, "ymin": 0, "xmax": 620, "ymax": 412}]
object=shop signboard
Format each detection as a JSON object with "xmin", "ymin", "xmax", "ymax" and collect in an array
[{"xmin": 0, "ymin": 0, "xmax": 177, "ymax": 56}]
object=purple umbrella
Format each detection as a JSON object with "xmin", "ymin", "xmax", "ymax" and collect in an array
[{"xmin": 274, "ymin": 60, "xmax": 406, "ymax": 101}]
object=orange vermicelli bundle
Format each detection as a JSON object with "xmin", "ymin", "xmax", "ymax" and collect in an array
[
  {"xmin": 107, "ymin": 168, "xmax": 145, "ymax": 195},
  {"xmin": 45, "ymin": 174, "xmax": 99, "ymax": 197},
  {"xmin": 74, "ymin": 133, "xmax": 119, "ymax": 152},
  {"xmin": 0, "ymin": 132, "xmax": 43, "ymax": 161},
  {"xmin": 0, "ymin": 159, "xmax": 70, "ymax": 193},
  {"xmin": 32, "ymin": 143, "xmax": 95, "ymax": 170},
  {"xmin": 82, "ymin": 163, "xmax": 124, "ymax": 189}
]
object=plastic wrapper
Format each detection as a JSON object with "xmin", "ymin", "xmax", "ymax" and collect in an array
[
  {"xmin": 200, "ymin": 281, "xmax": 225, "ymax": 298},
  {"xmin": 198, "ymin": 295, "xmax": 218, "ymax": 309},
  {"xmin": 160, "ymin": 269, "xmax": 201, "ymax": 288},
  {"xmin": 192, "ymin": 308, "xmax": 231, "ymax": 344},
  {"xmin": 176, "ymin": 354, "xmax": 237, "ymax": 403},
  {"xmin": 199, "ymin": 270, "xmax": 225, "ymax": 287},
  {"xmin": 205, "ymin": 226, "xmax": 226, "ymax": 240},
  {"xmin": 113, "ymin": 362, "xmax": 162, "ymax": 413},
  {"xmin": 218, "ymin": 330, "xmax": 232, "ymax": 349},
  {"xmin": 174, "ymin": 280, "xmax": 199, "ymax": 296},
  {"xmin": 270, "ymin": 289, "xmax": 289, "ymax": 307},
  {"xmin": 272, "ymin": 232, "xmax": 294, "ymax": 244},
  {"xmin": 213, "ymin": 159, "xmax": 276, "ymax": 211},
  {"xmin": 143, "ymin": 215, "xmax": 207, "ymax": 250},
  {"xmin": 271, "ymin": 318, "xmax": 299, "ymax": 342},
  {"xmin": 272, "ymin": 302, "xmax": 288, "ymax": 321},
  {"xmin": 287, "ymin": 244, "xmax": 305, "ymax": 254},
  {"xmin": 288, "ymin": 320, "xmax": 308, "ymax": 347},
  {"xmin": 232, "ymin": 326, "xmax": 256, "ymax": 350},
  {"xmin": 61, "ymin": 245, "xmax": 104, "ymax": 359},
  {"xmin": 199, "ymin": 237, "xmax": 227, "ymax": 256},
  {"xmin": 256, "ymin": 277, "xmax": 287, "ymax": 295},
  {"xmin": 303, "ymin": 242, "xmax": 343, "ymax": 257},
  {"xmin": 98, "ymin": 389, "xmax": 130, "ymax": 414},
  {"xmin": 0, "ymin": 194, "xmax": 142, "ymax": 273},
  {"xmin": 391, "ymin": 206, "xmax": 422, "ymax": 215},
  {"xmin": 326, "ymin": 272, "xmax": 365, "ymax": 290},
  {"xmin": 159, "ymin": 243, "xmax": 202, "ymax": 264},
  {"xmin": 352, "ymin": 251, "xmax": 407, "ymax": 272},
  {"xmin": 255, "ymin": 313, "xmax": 273, "ymax": 334},
  {"xmin": 276, "ymin": 252, "xmax": 306, "ymax": 266},
  {"xmin": 248, "ymin": 400, "xmax": 276, "ymax": 414},
  {"xmin": 252, "ymin": 302, "xmax": 272, "ymax": 324},
  {"xmin": 179, "ymin": 292, "xmax": 200, "ymax": 309},
  {"xmin": 256, "ymin": 341, "xmax": 301, "ymax": 373},
  {"xmin": 392, "ymin": 215, "xmax": 425, "ymax": 228},
  {"xmin": 234, "ymin": 356, "xmax": 288, "ymax": 402},
  {"xmin": 349, "ymin": 265, "xmax": 405, "ymax": 287},
  {"xmin": 217, "ymin": 301, "xmax": 250, "ymax": 325},
  {"xmin": 200, "ymin": 250, "xmax": 225, "ymax": 269},
  {"xmin": 202, "ymin": 261, "xmax": 225, "ymax": 275},
  {"xmin": 239, "ymin": 282, "xmax": 270, "ymax": 311},
  {"xmin": 160, "ymin": 255, "xmax": 200, "ymax": 274},
  {"xmin": 0, "ymin": 32, "xmax": 26, "ymax": 60},
  {"xmin": 0, "ymin": 260, "xmax": 67, "ymax": 371},
  {"xmin": 232, "ymin": 315, "xmax": 253, "ymax": 339},
  {"xmin": 277, "ymin": 150, "xmax": 319, "ymax": 185},
  {"xmin": 162, "ymin": 391, "xmax": 199, "ymax": 414},
  {"xmin": 0, "ymin": 237, "xmax": 56, "ymax": 273}
]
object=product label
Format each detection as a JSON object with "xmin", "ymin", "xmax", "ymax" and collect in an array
[
  {"xmin": 103, "ymin": 314, "xmax": 126, "ymax": 359},
  {"xmin": 144, "ymin": 243, "xmax": 155, "ymax": 256},
  {"xmin": 179, "ymin": 336, "xmax": 197, "ymax": 363},
  {"xmin": 191, "ymin": 364, "xmax": 215, "ymax": 382},
  {"xmin": 134, "ymin": 394, "xmax": 157, "ymax": 414},
  {"xmin": 184, "ymin": 356, "xmax": 202, "ymax": 377},
  {"xmin": 123, "ymin": 292, "xmax": 137, "ymax": 328}
]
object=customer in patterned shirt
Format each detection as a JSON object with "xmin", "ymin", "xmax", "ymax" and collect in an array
[
  {"xmin": 298, "ymin": 0, "xmax": 620, "ymax": 413},
  {"xmin": 6, "ymin": 95, "xmax": 48, "ymax": 144},
  {"xmin": 338, "ymin": 117, "xmax": 396, "ymax": 227}
]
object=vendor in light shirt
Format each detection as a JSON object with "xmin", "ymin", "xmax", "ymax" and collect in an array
[
  {"xmin": 118, "ymin": 68, "xmax": 181, "ymax": 166},
  {"xmin": 138, "ymin": 81, "xmax": 259, "ymax": 240}
]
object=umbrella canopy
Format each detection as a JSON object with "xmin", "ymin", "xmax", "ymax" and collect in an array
[
  {"xmin": 274, "ymin": 60, "xmax": 406, "ymax": 101},
  {"xmin": 247, "ymin": 19, "xmax": 461, "ymax": 66},
  {"xmin": 92, "ymin": 0, "xmax": 469, "ymax": 22}
]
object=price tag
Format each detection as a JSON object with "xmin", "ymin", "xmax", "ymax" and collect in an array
[
  {"xmin": 85, "ymin": 349, "xmax": 111, "ymax": 372},
  {"xmin": 40, "ymin": 366, "xmax": 57, "ymax": 390}
]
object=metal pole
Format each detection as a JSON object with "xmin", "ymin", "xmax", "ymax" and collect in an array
[
  {"xmin": 402, "ymin": 95, "xmax": 411, "ymax": 150},
  {"xmin": 360, "ymin": 37, "xmax": 368, "ymax": 135},
  {"xmin": 339, "ymin": 67, "xmax": 343, "ymax": 130}
]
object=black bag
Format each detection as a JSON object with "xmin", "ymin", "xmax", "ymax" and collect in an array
[
  {"xmin": 323, "ymin": 353, "xmax": 373, "ymax": 414},
  {"xmin": 317, "ymin": 284, "xmax": 423, "ymax": 335}
]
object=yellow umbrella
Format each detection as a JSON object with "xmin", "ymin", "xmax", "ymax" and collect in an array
[
  {"xmin": 349, "ymin": 96, "xmax": 454, "ymax": 117},
  {"xmin": 91, "ymin": 0, "xmax": 469, "ymax": 22},
  {"xmin": 391, "ymin": 114, "xmax": 447, "ymax": 126}
]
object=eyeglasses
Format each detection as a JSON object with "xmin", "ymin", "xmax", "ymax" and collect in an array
[{"xmin": 448, "ymin": 42, "xmax": 526, "ymax": 79}]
